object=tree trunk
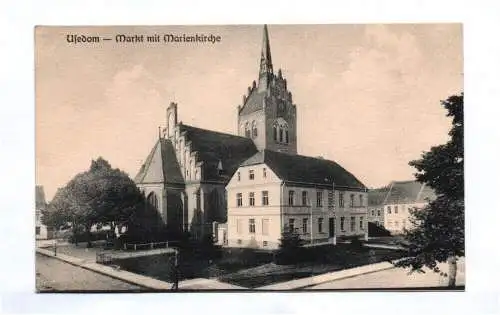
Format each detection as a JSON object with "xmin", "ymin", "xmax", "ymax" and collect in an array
[{"xmin": 448, "ymin": 256, "xmax": 458, "ymax": 287}]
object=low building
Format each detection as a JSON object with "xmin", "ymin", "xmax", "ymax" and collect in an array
[
  {"xmin": 383, "ymin": 180, "xmax": 436, "ymax": 234},
  {"xmin": 35, "ymin": 185, "xmax": 52, "ymax": 239},
  {"xmin": 224, "ymin": 150, "xmax": 368, "ymax": 250},
  {"xmin": 367, "ymin": 187, "xmax": 388, "ymax": 226}
]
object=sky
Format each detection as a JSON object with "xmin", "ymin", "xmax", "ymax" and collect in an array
[{"xmin": 35, "ymin": 24, "xmax": 463, "ymax": 201}]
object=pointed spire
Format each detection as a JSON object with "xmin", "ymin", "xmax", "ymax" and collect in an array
[
  {"xmin": 258, "ymin": 25, "xmax": 274, "ymax": 91},
  {"xmin": 261, "ymin": 24, "xmax": 273, "ymax": 73}
]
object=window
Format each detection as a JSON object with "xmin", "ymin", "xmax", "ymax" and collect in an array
[
  {"xmin": 249, "ymin": 219, "xmax": 256, "ymax": 233},
  {"xmin": 249, "ymin": 192, "xmax": 255, "ymax": 206},
  {"xmin": 340, "ymin": 217, "xmax": 345, "ymax": 231},
  {"xmin": 263, "ymin": 168, "xmax": 267, "ymax": 178},
  {"xmin": 262, "ymin": 191, "xmax": 269, "ymax": 205},
  {"xmin": 237, "ymin": 239, "xmax": 242, "ymax": 244},
  {"xmin": 263, "ymin": 241, "xmax": 268, "ymax": 247},
  {"xmin": 288, "ymin": 190, "xmax": 295, "ymax": 206},
  {"xmin": 360, "ymin": 216, "xmax": 364, "ymax": 230},
  {"xmin": 359, "ymin": 195, "xmax": 364, "ymax": 207},
  {"xmin": 262, "ymin": 219, "xmax": 269, "ymax": 235},
  {"xmin": 245, "ymin": 122, "xmax": 250, "ymax": 138},
  {"xmin": 249, "ymin": 170, "xmax": 254, "ymax": 180},
  {"xmin": 273, "ymin": 125, "xmax": 277, "ymax": 141},
  {"xmin": 302, "ymin": 191, "xmax": 308, "ymax": 206},
  {"xmin": 236, "ymin": 193, "xmax": 242, "ymax": 207},
  {"xmin": 377, "ymin": 210, "xmax": 381, "ymax": 216},
  {"xmin": 237, "ymin": 171, "xmax": 241, "ymax": 181},
  {"xmin": 371, "ymin": 210, "xmax": 375, "ymax": 216},
  {"xmin": 236, "ymin": 219, "xmax": 242, "ymax": 234},
  {"xmin": 350, "ymin": 216, "xmax": 356, "ymax": 231},
  {"xmin": 285, "ymin": 130, "xmax": 289, "ymax": 143},
  {"xmin": 339, "ymin": 192, "xmax": 345, "ymax": 208},
  {"xmin": 302, "ymin": 218, "xmax": 308, "ymax": 234},
  {"xmin": 36, "ymin": 211, "xmax": 40, "ymax": 222},
  {"xmin": 350, "ymin": 194, "xmax": 355, "ymax": 207},
  {"xmin": 395, "ymin": 206, "xmax": 398, "ymax": 214},
  {"xmin": 316, "ymin": 191, "xmax": 323, "ymax": 207},
  {"xmin": 147, "ymin": 192, "xmax": 159, "ymax": 210},
  {"xmin": 318, "ymin": 218, "xmax": 324, "ymax": 233},
  {"xmin": 35, "ymin": 226, "xmax": 41, "ymax": 235},
  {"xmin": 251, "ymin": 121, "xmax": 257, "ymax": 138},
  {"xmin": 387, "ymin": 206, "xmax": 392, "ymax": 214},
  {"xmin": 279, "ymin": 128, "xmax": 283, "ymax": 142},
  {"xmin": 289, "ymin": 218, "xmax": 295, "ymax": 232}
]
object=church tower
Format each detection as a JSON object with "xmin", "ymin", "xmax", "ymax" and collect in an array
[{"xmin": 237, "ymin": 25, "xmax": 298, "ymax": 155}]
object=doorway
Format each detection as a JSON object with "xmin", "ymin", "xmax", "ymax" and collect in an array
[{"xmin": 329, "ymin": 217, "xmax": 335, "ymax": 238}]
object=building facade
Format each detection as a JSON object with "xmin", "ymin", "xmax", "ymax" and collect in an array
[
  {"xmin": 367, "ymin": 187, "xmax": 389, "ymax": 226},
  {"xmin": 225, "ymin": 150, "xmax": 368, "ymax": 250},
  {"xmin": 382, "ymin": 180, "xmax": 436, "ymax": 234},
  {"xmin": 135, "ymin": 25, "xmax": 368, "ymax": 243}
]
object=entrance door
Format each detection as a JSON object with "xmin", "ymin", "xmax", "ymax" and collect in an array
[{"xmin": 329, "ymin": 218, "xmax": 335, "ymax": 238}]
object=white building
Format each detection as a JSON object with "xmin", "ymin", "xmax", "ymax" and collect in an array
[
  {"xmin": 382, "ymin": 180, "xmax": 436, "ymax": 234},
  {"xmin": 224, "ymin": 150, "xmax": 368, "ymax": 250},
  {"xmin": 35, "ymin": 185, "xmax": 52, "ymax": 239}
]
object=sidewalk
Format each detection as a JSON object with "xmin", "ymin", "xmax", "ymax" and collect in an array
[{"xmin": 36, "ymin": 247, "xmax": 246, "ymax": 291}]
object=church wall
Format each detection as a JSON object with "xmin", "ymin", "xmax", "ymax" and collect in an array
[
  {"xmin": 137, "ymin": 183, "xmax": 166, "ymax": 223},
  {"xmin": 238, "ymin": 110, "xmax": 266, "ymax": 151}
]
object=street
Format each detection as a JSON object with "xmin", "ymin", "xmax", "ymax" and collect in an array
[
  {"xmin": 36, "ymin": 253, "xmax": 142, "ymax": 291},
  {"xmin": 308, "ymin": 259, "xmax": 465, "ymax": 290}
]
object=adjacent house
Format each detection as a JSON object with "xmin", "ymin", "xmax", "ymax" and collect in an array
[
  {"xmin": 382, "ymin": 180, "xmax": 436, "ymax": 234},
  {"xmin": 367, "ymin": 187, "xmax": 389, "ymax": 226},
  {"xmin": 225, "ymin": 150, "xmax": 368, "ymax": 250}
]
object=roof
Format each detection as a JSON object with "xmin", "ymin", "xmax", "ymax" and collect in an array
[
  {"xmin": 368, "ymin": 187, "xmax": 390, "ymax": 206},
  {"xmin": 134, "ymin": 138, "xmax": 184, "ymax": 184},
  {"xmin": 179, "ymin": 124, "xmax": 258, "ymax": 182},
  {"xmin": 240, "ymin": 88, "xmax": 266, "ymax": 115},
  {"xmin": 241, "ymin": 149, "xmax": 366, "ymax": 190},
  {"xmin": 384, "ymin": 180, "xmax": 437, "ymax": 204},
  {"xmin": 35, "ymin": 185, "xmax": 46, "ymax": 208}
]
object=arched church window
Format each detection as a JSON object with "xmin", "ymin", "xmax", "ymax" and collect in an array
[
  {"xmin": 147, "ymin": 192, "xmax": 159, "ymax": 211},
  {"xmin": 251, "ymin": 121, "xmax": 257, "ymax": 138},
  {"xmin": 245, "ymin": 122, "xmax": 250, "ymax": 138}
]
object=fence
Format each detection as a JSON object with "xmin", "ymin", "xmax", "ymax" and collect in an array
[
  {"xmin": 122, "ymin": 241, "xmax": 169, "ymax": 251},
  {"xmin": 96, "ymin": 252, "xmax": 113, "ymax": 265}
]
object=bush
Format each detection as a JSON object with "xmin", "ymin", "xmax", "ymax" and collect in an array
[
  {"xmin": 368, "ymin": 222, "xmax": 391, "ymax": 237},
  {"xmin": 275, "ymin": 227, "xmax": 305, "ymax": 265},
  {"xmin": 68, "ymin": 230, "xmax": 111, "ymax": 243}
]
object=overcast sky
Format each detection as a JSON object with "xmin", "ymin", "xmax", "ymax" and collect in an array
[{"xmin": 36, "ymin": 24, "xmax": 463, "ymax": 200}]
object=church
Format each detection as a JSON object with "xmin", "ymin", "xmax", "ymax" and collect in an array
[{"xmin": 134, "ymin": 25, "xmax": 368, "ymax": 246}]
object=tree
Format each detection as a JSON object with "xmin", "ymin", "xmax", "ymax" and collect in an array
[
  {"xmin": 275, "ymin": 225, "xmax": 304, "ymax": 265},
  {"xmin": 395, "ymin": 93, "xmax": 464, "ymax": 287},
  {"xmin": 44, "ymin": 157, "xmax": 145, "ymax": 247}
]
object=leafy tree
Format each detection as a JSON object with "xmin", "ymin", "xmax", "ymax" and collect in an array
[
  {"xmin": 395, "ymin": 93, "xmax": 464, "ymax": 287},
  {"xmin": 44, "ymin": 157, "xmax": 145, "ymax": 247},
  {"xmin": 275, "ymin": 225, "xmax": 304, "ymax": 265}
]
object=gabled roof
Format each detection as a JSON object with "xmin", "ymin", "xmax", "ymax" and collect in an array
[
  {"xmin": 368, "ymin": 187, "xmax": 390, "ymax": 206},
  {"xmin": 384, "ymin": 180, "xmax": 436, "ymax": 204},
  {"xmin": 35, "ymin": 185, "xmax": 46, "ymax": 208},
  {"xmin": 179, "ymin": 124, "xmax": 258, "ymax": 182},
  {"xmin": 134, "ymin": 138, "xmax": 184, "ymax": 184},
  {"xmin": 240, "ymin": 88, "xmax": 266, "ymax": 115},
  {"xmin": 241, "ymin": 149, "xmax": 366, "ymax": 190}
]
